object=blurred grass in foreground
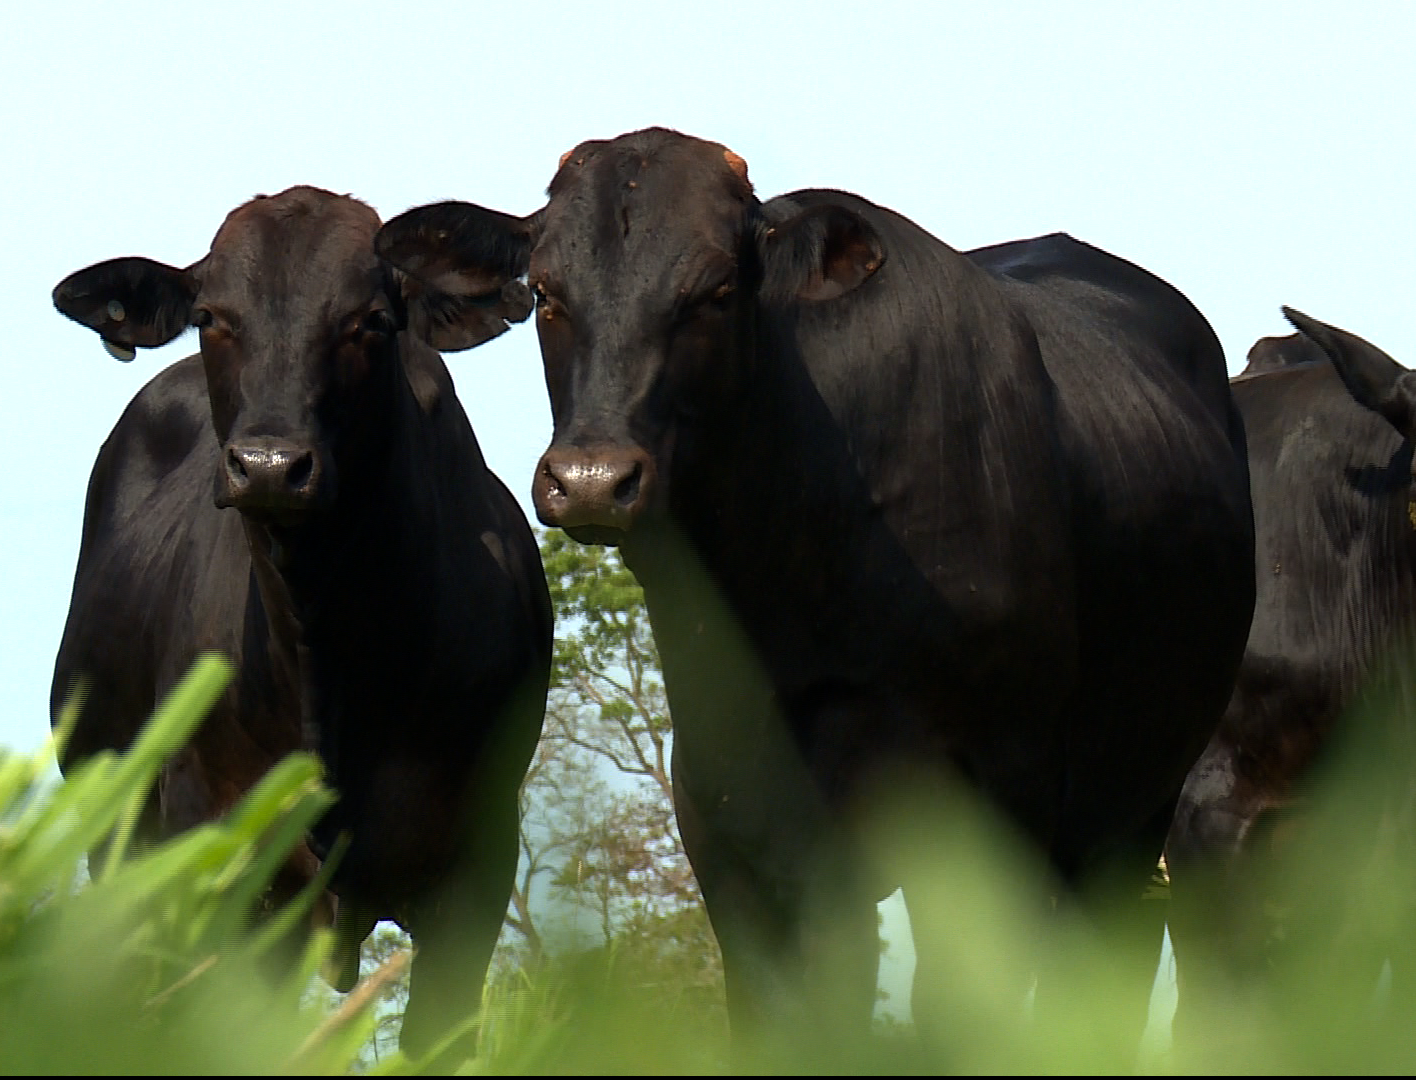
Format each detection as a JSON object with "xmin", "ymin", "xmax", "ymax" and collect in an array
[
  {"xmin": 0, "ymin": 655, "xmax": 397, "ymax": 1074},
  {"xmin": 6, "ymin": 653, "xmax": 1416, "ymax": 1073}
]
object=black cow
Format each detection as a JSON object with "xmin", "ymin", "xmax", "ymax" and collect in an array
[
  {"xmin": 50, "ymin": 186, "xmax": 551, "ymax": 1058},
  {"xmin": 1166, "ymin": 309, "xmax": 1416, "ymax": 1042},
  {"xmin": 377, "ymin": 128, "xmax": 1255, "ymax": 1059}
]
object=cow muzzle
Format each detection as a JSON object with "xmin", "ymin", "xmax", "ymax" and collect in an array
[
  {"xmin": 216, "ymin": 437, "xmax": 325, "ymax": 517},
  {"xmin": 534, "ymin": 446, "xmax": 657, "ymax": 535}
]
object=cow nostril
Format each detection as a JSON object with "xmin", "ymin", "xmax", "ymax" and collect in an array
[
  {"xmin": 286, "ymin": 451, "xmax": 314, "ymax": 492},
  {"xmin": 613, "ymin": 461, "xmax": 643, "ymax": 509},
  {"xmin": 227, "ymin": 448, "xmax": 249, "ymax": 483},
  {"xmin": 542, "ymin": 463, "xmax": 566, "ymax": 498}
]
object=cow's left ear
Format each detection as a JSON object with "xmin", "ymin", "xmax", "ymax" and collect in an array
[
  {"xmin": 758, "ymin": 204, "xmax": 885, "ymax": 305},
  {"xmin": 1284, "ymin": 306, "xmax": 1416, "ymax": 433},
  {"xmin": 377, "ymin": 201, "xmax": 536, "ymax": 352},
  {"xmin": 53, "ymin": 257, "xmax": 199, "ymax": 361}
]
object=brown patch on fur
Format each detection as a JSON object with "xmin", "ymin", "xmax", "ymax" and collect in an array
[
  {"xmin": 559, "ymin": 149, "xmax": 573, "ymax": 169},
  {"xmin": 724, "ymin": 149, "xmax": 749, "ymax": 184}
]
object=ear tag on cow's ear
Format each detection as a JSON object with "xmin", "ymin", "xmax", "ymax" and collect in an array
[
  {"xmin": 103, "ymin": 339, "xmax": 137, "ymax": 362},
  {"xmin": 101, "ymin": 300, "xmax": 135, "ymax": 360}
]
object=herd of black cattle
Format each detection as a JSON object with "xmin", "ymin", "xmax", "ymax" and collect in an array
[{"xmin": 45, "ymin": 126, "xmax": 1416, "ymax": 1062}]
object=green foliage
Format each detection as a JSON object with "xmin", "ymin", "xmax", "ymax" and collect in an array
[
  {"xmin": 0, "ymin": 656, "xmax": 402, "ymax": 1075},
  {"xmin": 474, "ymin": 533, "xmax": 1416, "ymax": 1072},
  {"xmin": 540, "ymin": 528, "xmax": 663, "ymax": 721},
  {"xmin": 11, "ymin": 561, "xmax": 1416, "ymax": 1073},
  {"xmin": 502, "ymin": 533, "xmax": 724, "ymax": 1015},
  {"xmin": 355, "ymin": 927, "xmax": 416, "ymax": 1068},
  {"xmin": 455, "ymin": 740, "xmax": 1416, "ymax": 1074},
  {"xmin": 1163, "ymin": 667, "xmax": 1416, "ymax": 1073}
]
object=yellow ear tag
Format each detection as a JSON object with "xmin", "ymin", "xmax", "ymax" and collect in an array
[{"xmin": 103, "ymin": 339, "xmax": 136, "ymax": 362}]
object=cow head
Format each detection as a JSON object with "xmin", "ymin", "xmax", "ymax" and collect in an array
[
  {"xmin": 377, "ymin": 127, "xmax": 885, "ymax": 544},
  {"xmin": 1285, "ymin": 307, "xmax": 1416, "ymax": 435},
  {"xmin": 1236, "ymin": 330, "xmax": 1327, "ymax": 380},
  {"xmin": 53, "ymin": 186, "xmax": 531, "ymax": 527},
  {"xmin": 1284, "ymin": 307, "xmax": 1416, "ymax": 515}
]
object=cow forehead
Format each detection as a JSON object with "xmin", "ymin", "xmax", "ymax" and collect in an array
[
  {"xmin": 538, "ymin": 132, "xmax": 754, "ymax": 277},
  {"xmin": 203, "ymin": 186, "xmax": 383, "ymax": 298},
  {"xmin": 218, "ymin": 184, "xmax": 381, "ymax": 233},
  {"xmin": 551, "ymin": 127, "xmax": 746, "ymax": 184}
]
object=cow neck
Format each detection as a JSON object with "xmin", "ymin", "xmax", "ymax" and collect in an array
[
  {"xmin": 642, "ymin": 242, "xmax": 1016, "ymax": 669},
  {"xmin": 239, "ymin": 384, "xmax": 424, "ymax": 683},
  {"xmin": 242, "ymin": 514, "xmax": 317, "ymax": 749},
  {"xmin": 685, "ymin": 267, "xmax": 939, "ymax": 541}
]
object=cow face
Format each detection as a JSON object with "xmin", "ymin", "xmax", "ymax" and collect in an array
[
  {"xmin": 1285, "ymin": 306, "xmax": 1416, "ymax": 452},
  {"xmin": 54, "ymin": 186, "xmax": 530, "ymax": 526},
  {"xmin": 378, "ymin": 127, "xmax": 885, "ymax": 545}
]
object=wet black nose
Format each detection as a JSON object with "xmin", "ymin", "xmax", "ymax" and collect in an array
[
  {"xmin": 534, "ymin": 446, "xmax": 656, "ymax": 532},
  {"xmin": 217, "ymin": 438, "xmax": 323, "ymax": 514}
]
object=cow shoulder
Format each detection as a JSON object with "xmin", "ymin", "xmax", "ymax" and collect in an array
[
  {"xmin": 972, "ymin": 233, "xmax": 1233, "ymax": 429},
  {"xmin": 54, "ymin": 354, "xmax": 229, "ymax": 740},
  {"xmin": 81, "ymin": 355, "xmax": 214, "ymax": 543},
  {"xmin": 968, "ymin": 233, "xmax": 1216, "ymax": 362},
  {"xmin": 480, "ymin": 473, "xmax": 555, "ymax": 655}
]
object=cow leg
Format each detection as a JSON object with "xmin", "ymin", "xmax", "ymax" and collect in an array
[
  {"xmin": 397, "ymin": 807, "xmax": 519, "ymax": 1069},
  {"xmin": 674, "ymin": 767, "xmax": 878, "ymax": 1068},
  {"xmin": 694, "ymin": 854, "xmax": 881, "ymax": 1071},
  {"xmin": 324, "ymin": 892, "xmax": 379, "ymax": 993},
  {"xmin": 1164, "ymin": 745, "xmax": 1261, "ymax": 1056},
  {"xmin": 895, "ymin": 787, "xmax": 1048, "ymax": 1068},
  {"xmin": 1031, "ymin": 796, "xmax": 1175, "ymax": 1072}
]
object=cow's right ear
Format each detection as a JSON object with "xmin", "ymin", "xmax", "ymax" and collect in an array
[
  {"xmin": 1284, "ymin": 306, "xmax": 1416, "ymax": 433},
  {"xmin": 758, "ymin": 204, "xmax": 885, "ymax": 305},
  {"xmin": 53, "ymin": 257, "xmax": 199, "ymax": 361},
  {"xmin": 376, "ymin": 201, "xmax": 536, "ymax": 352}
]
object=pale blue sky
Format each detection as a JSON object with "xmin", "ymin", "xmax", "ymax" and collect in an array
[
  {"xmin": 5, "ymin": 2, "xmax": 1414, "ymax": 752},
  {"xmin": 6, "ymin": 1, "xmax": 1411, "ymax": 1039}
]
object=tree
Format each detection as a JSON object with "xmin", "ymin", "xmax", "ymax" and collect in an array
[
  {"xmin": 358, "ymin": 529, "xmax": 725, "ymax": 1053},
  {"xmin": 500, "ymin": 531, "xmax": 723, "ymax": 1010},
  {"xmin": 355, "ymin": 926, "xmax": 413, "ymax": 1066}
]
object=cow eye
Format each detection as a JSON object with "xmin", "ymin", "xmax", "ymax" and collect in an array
[
  {"xmin": 362, "ymin": 309, "xmax": 397, "ymax": 336},
  {"xmin": 532, "ymin": 281, "xmax": 568, "ymax": 322},
  {"xmin": 192, "ymin": 308, "xmax": 214, "ymax": 330}
]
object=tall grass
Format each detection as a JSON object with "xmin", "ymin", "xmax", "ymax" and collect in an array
[
  {"xmin": 0, "ymin": 655, "xmax": 393, "ymax": 1074},
  {"xmin": 4, "ymin": 653, "xmax": 1415, "ymax": 1073}
]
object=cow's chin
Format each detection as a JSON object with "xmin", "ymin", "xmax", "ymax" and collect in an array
[
  {"xmin": 226, "ymin": 505, "xmax": 321, "ymax": 538},
  {"xmin": 233, "ymin": 510, "xmax": 322, "ymax": 571},
  {"xmin": 563, "ymin": 523, "xmax": 630, "ymax": 548}
]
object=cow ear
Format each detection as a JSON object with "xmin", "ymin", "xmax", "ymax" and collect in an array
[
  {"xmin": 1284, "ymin": 306, "xmax": 1416, "ymax": 432},
  {"xmin": 759, "ymin": 204, "xmax": 885, "ymax": 305},
  {"xmin": 377, "ymin": 201, "xmax": 536, "ymax": 352},
  {"xmin": 53, "ymin": 257, "xmax": 198, "ymax": 360},
  {"xmin": 395, "ymin": 272, "xmax": 534, "ymax": 352}
]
